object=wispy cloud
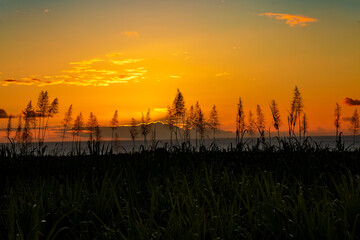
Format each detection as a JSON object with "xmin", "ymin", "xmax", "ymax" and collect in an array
[
  {"xmin": 172, "ymin": 51, "xmax": 188, "ymax": 56},
  {"xmin": 169, "ymin": 75, "xmax": 181, "ymax": 79},
  {"xmin": 1, "ymin": 53, "xmax": 147, "ymax": 87},
  {"xmin": 259, "ymin": 13, "xmax": 317, "ymax": 27},
  {"xmin": 215, "ymin": 72, "xmax": 230, "ymax": 77},
  {"xmin": 70, "ymin": 59, "xmax": 104, "ymax": 66},
  {"xmin": 110, "ymin": 58, "xmax": 145, "ymax": 65},
  {"xmin": 343, "ymin": 97, "xmax": 360, "ymax": 106},
  {"xmin": 106, "ymin": 52, "xmax": 123, "ymax": 58},
  {"xmin": 2, "ymin": 78, "xmax": 48, "ymax": 86},
  {"xmin": 123, "ymin": 31, "xmax": 139, "ymax": 37},
  {"xmin": 154, "ymin": 108, "xmax": 168, "ymax": 113}
]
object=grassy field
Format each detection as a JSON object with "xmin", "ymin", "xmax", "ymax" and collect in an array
[{"xmin": 1, "ymin": 140, "xmax": 360, "ymax": 239}]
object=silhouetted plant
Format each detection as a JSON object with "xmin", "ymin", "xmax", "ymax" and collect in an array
[
  {"xmin": 6, "ymin": 115, "xmax": 12, "ymax": 142},
  {"xmin": 86, "ymin": 113, "xmax": 101, "ymax": 155},
  {"xmin": 184, "ymin": 105, "xmax": 195, "ymax": 144},
  {"xmin": 288, "ymin": 86, "xmax": 303, "ymax": 138},
  {"xmin": 236, "ymin": 97, "xmax": 246, "ymax": 145},
  {"xmin": 301, "ymin": 113, "xmax": 308, "ymax": 138},
  {"xmin": 36, "ymin": 91, "xmax": 49, "ymax": 144},
  {"xmin": 247, "ymin": 110, "xmax": 256, "ymax": 137},
  {"xmin": 130, "ymin": 118, "xmax": 138, "ymax": 151},
  {"xmin": 61, "ymin": 105, "xmax": 73, "ymax": 150},
  {"xmin": 36, "ymin": 91, "xmax": 59, "ymax": 148},
  {"xmin": 151, "ymin": 123, "xmax": 157, "ymax": 149},
  {"xmin": 194, "ymin": 102, "xmax": 205, "ymax": 146},
  {"xmin": 15, "ymin": 115, "xmax": 22, "ymax": 145},
  {"xmin": 350, "ymin": 109, "xmax": 359, "ymax": 143},
  {"xmin": 22, "ymin": 101, "xmax": 36, "ymax": 152},
  {"xmin": 270, "ymin": 100, "xmax": 281, "ymax": 137},
  {"xmin": 140, "ymin": 109, "xmax": 151, "ymax": 147},
  {"xmin": 208, "ymin": 104, "xmax": 220, "ymax": 142},
  {"xmin": 72, "ymin": 112, "xmax": 84, "ymax": 153},
  {"xmin": 95, "ymin": 125, "xmax": 101, "ymax": 141},
  {"xmin": 110, "ymin": 110, "xmax": 119, "ymax": 149},
  {"xmin": 45, "ymin": 98, "xmax": 59, "ymax": 140},
  {"xmin": 256, "ymin": 104, "xmax": 265, "ymax": 141},
  {"xmin": 172, "ymin": 89, "xmax": 186, "ymax": 143},
  {"xmin": 166, "ymin": 105, "xmax": 176, "ymax": 145},
  {"xmin": 36, "ymin": 91, "xmax": 58, "ymax": 145},
  {"xmin": 87, "ymin": 112, "xmax": 98, "ymax": 143},
  {"xmin": 334, "ymin": 103, "xmax": 341, "ymax": 141}
]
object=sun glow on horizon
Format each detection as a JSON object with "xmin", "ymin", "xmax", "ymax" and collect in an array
[{"xmin": 0, "ymin": 0, "xmax": 359, "ymax": 141}]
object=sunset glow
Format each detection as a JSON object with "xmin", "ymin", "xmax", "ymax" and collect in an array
[{"xmin": 1, "ymin": 0, "xmax": 359, "ymax": 141}]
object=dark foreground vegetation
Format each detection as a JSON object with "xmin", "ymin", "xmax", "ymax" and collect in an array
[{"xmin": 1, "ymin": 139, "xmax": 360, "ymax": 239}]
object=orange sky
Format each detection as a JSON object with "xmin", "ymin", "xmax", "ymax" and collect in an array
[{"xmin": 0, "ymin": 0, "xmax": 360, "ymax": 140}]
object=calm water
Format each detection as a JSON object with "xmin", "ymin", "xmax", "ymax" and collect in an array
[{"xmin": 23, "ymin": 135, "xmax": 360, "ymax": 155}]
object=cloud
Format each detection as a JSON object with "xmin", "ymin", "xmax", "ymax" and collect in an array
[
  {"xmin": 0, "ymin": 109, "xmax": 9, "ymax": 118},
  {"xmin": 154, "ymin": 108, "xmax": 168, "ymax": 113},
  {"xmin": 1, "ymin": 53, "xmax": 147, "ymax": 87},
  {"xmin": 106, "ymin": 52, "xmax": 123, "ymax": 58},
  {"xmin": 2, "ymin": 79, "xmax": 45, "ymax": 86},
  {"xmin": 259, "ymin": 13, "xmax": 317, "ymax": 27},
  {"xmin": 123, "ymin": 31, "xmax": 139, "ymax": 37},
  {"xmin": 44, "ymin": 9, "xmax": 52, "ymax": 13},
  {"xmin": 215, "ymin": 72, "xmax": 230, "ymax": 77},
  {"xmin": 70, "ymin": 59, "xmax": 104, "ymax": 65},
  {"xmin": 343, "ymin": 97, "xmax": 360, "ymax": 106},
  {"xmin": 110, "ymin": 58, "xmax": 145, "ymax": 65},
  {"xmin": 169, "ymin": 75, "xmax": 181, "ymax": 79},
  {"xmin": 172, "ymin": 51, "xmax": 188, "ymax": 56}
]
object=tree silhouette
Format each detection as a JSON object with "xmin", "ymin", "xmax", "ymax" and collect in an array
[
  {"xmin": 247, "ymin": 110, "xmax": 256, "ymax": 137},
  {"xmin": 334, "ymin": 103, "xmax": 341, "ymax": 141},
  {"xmin": 130, "ymin": 118, "xmax": 138, "ymax": 151},
  {"xmin": 61, "ymin": 105, "xmax": 73, "ymax": 150},
  {"xmin": 208, "ymin": 104, "xmax": 220, "ymax": 142},
  {"xmin": 140, "ymin": 109, "xmax": 151, "ymax": 147},
  {"xmin": 236, "ymin": 98, "xmax": 246, "ymax": 144},
  {"xmin": 270, "ymin": 100, "xmax": 281, "ymax": 137},
  {"xmin": 172, "ymin": 89, "xmax": 186, "ymax": 143},
  {"xmin": 350, "ymin": 109, "xmax": 359, "ymax": 143},
  {"xmin": 256, "ymin": 104, "xmax": 265, "ymax": 140}
]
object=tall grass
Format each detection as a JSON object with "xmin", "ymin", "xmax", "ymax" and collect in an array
[{"xmin": 1, "ymin": 144, "xmax": 360, "ymax": 239}]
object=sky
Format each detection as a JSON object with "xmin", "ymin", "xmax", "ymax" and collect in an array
[{"xmin": 0, "ymin": 0, "xmax": 360, "ymax": 139}]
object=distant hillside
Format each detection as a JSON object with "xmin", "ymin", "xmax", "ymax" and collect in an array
[{"xmin": 63, "ymin": 122, "xmax": 235, "ymax": 141}]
